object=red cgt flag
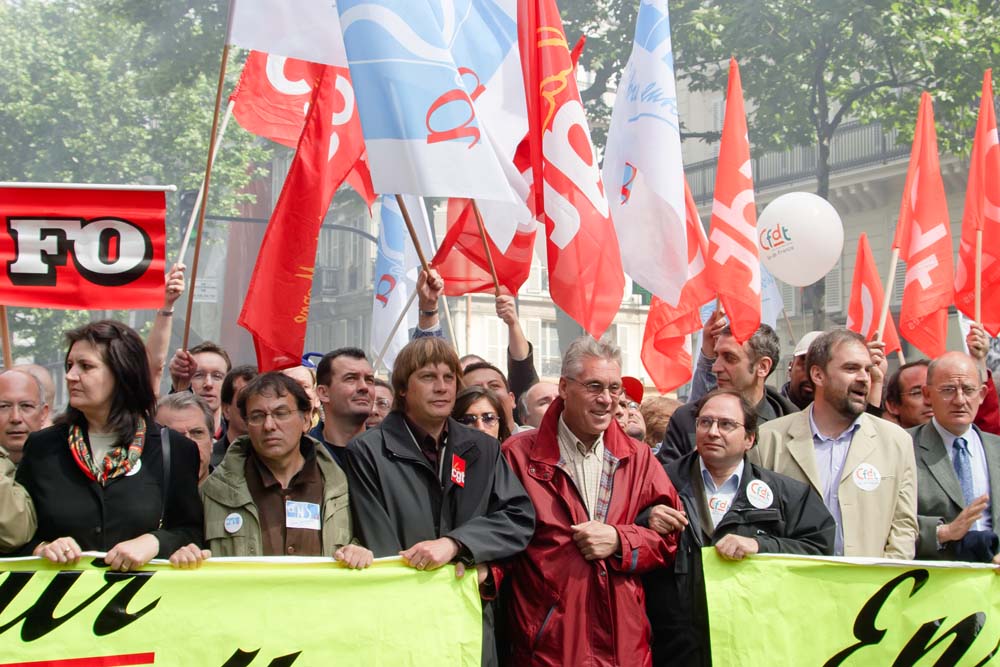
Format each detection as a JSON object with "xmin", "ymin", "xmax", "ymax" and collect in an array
[
  {"xmin": 518, "ymin": 0, "xmax": 625, "ymax": 337},
  {"xmin": 232, "ymin": 51, "xmax": 375, "ymax": 207},
  {"xmin": 894, "ymin": 93, "xmax": 954, "ymax": 357},
  {"xmin": 847, "ymin": 233, "xmax": 901, "ymax": 355},
  {"xmin": 0, "ymin": 186, "xmax": 165, "ymax": 309},
  {"xmin": 706, "ymin": 58, "xmax": 760, "ymax": 344},
  {"xmin": 955, "ymin": 70, "xmax": 1000, "ymax": 335},
  {"xmin": 239, "ymin": 67, "xmax": 357, "ymax": 371},
  {"xmin": 641, "ymin": 179, "xmax": 716, "ymax": 393}
]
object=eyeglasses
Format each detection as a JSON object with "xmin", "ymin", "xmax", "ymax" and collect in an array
[
  {"xmin": 457, "ymin": 413, "xmax": 499, "ymax": 427},
  {"xmin": 246, "ymin": 407, "xmax": 302, "ymax": 426},
  {"xmin": 0, "ymin": 401, "xmax": 40, "ymax": 415},
  {"xmin": 192, "ymin": 371, "xmax": 226, "ymax": 383},
  {"xmin": 618, "ymin": 400, "xmax": 639, "ymax": 411},
  {"xmin": 374, "ymin": 398, "xmax": 392, "ymax": 409},
  {"xmin": 695, "ymin": 416, "xmax": 745, "ymax": 434},
  {"xmin": 566, "ymin": 377, "xmax": 623, "ymax": 398},
  {"xmin": 931, "ymin": 385, "xmax": 980, "ymax": 400}
]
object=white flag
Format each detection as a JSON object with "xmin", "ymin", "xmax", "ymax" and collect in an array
[
  {"xmin": 602, "ymin": 0, "xmax": 687, "ymax": 305},
  {"xmin": 371, "ymin": 195, "xmax": 434, "ymax": 370},
  {"xmin": 230, "ymin": 0, "xmax": 347, "ymax": 66}
]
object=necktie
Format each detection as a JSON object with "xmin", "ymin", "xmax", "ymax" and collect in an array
[{"xmin": 953, "ymin": 437, "xmax": 975, "ymax": 506}]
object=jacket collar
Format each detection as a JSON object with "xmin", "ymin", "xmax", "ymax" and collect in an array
[{"xmin": 529, "ymin": 397, "xmax": 634, "ymax": 465}]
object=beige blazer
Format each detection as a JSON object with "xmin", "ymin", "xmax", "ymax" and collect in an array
[{"xmin": 751, "ymin": 411, "xmax": 917, "ymax": 559}]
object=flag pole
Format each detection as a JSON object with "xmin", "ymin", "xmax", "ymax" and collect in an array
[
  {"xmin": 0, "ymin": 307, "xmax": 12, "ymax": 368},
  {"xmin": 875, "ymin": 247, "xmax": 900, "ymax": 343},
  {"xmin": 897, "ymin": 349, "xmax": 907, "ymax": 366},
  {"xmin": 394, "ymin": 195, "xmax": 430, "ymax": 272},
  {"xmin": 471, "ymin": 200, "xmax": 502, "ymax": 296},
  {"xmin": 373, "ymin": 289, "xmax": 419, "ymax": 373},
  {"xmin": 975, "ymin": 229, "xmax": 983, "ymax": 323},
  {"xmin": 177, "ymin": 99, "xmax": 235, "ymax": 265},
  {"xmin": 182, "ymin": 0, "xmax": 236, "ymax": 351}
]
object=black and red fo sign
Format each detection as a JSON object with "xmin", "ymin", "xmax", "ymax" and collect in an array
[{"xmin": 0, "ymin": 186, "xmax": 166, "ymax": 310}]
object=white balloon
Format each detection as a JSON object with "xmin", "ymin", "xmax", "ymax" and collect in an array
[{"xmin": 756, "ymin": 192, "xmax": 844, "ymax": 287}]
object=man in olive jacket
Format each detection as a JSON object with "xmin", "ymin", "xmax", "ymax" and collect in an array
[
  {"xmin": 344, "ymin": 338, "xmax": 535, "ymax": 667},
  {"xmin": 0, "ymin": 447, "xmax": 34, "ymax": 552}
]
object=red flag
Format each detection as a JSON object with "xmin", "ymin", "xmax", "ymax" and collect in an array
[
  {"xmin": 238, "ymin": 68, "xmax": 353, "ymax": 371},
  {"xmin": 706, "ymin": 58, "xmax": 760, "ymax": 344},
  {"xmin": 232, "ymin": 51, "xmax": 375, "ymax": 207},
  {"xmin": 641, "ymin": 180, "xmax": 716, "ymax": 393},
  {"xmin": 518, "ymin": 0, "xmax": 625, "ymax": 337},
  {"xmin": 0, "ymin": 186, "xmax": 165, "ymax": 309},
  {"xmin": 847, "ymin": 233, "xmax": 901, "ymax": 355},
  {"xmin": 894, "ymin": 93, "xmax": 954, "ymax": 357},
  {"xmin": 955, "ymin": 70, "xmax": 1000, "ymax": 335}
]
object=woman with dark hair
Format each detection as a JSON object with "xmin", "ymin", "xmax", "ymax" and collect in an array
[
  {"xmin": 16, "ymin": 320, "xmax": 202, "ymax": 570},
  {"xmin": 452, "ymin": 385, "xmax": 511, "ymax": 442}
]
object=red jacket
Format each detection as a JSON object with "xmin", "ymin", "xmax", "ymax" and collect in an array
[
  {"xmin": 975, "ymin": 371, "xmax": 1000, "ymax": 436},
  {"xmin": 500, "ymin": 398, "xmax": 680, "ymax": 666}
]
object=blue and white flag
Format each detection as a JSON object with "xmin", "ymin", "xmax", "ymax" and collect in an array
[
  {"xmin": 338, "ymin": 0, "xmax": 525, "ymax": 205},
  {"xmin": 230, "ymin": 0, "xmax": 347, "ymax": 66},
  {"xmin": 602, "ymin": 0, "xmax": 687, "ymax": 306},
  {"xmin": 371, "ymin": 194, "xmax": 435, "ymax": 370}
]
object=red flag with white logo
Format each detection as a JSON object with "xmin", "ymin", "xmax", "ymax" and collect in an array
[
  {"xmin": 847, "ymin": 233, "xmax": 901, "ymax": 355},
  {"xmin": 239, "ymin": 68, "xmax": 353, "ymax": 371},
  {"xmin": 706, "ymin": 58, "xmax": 760, "ymax": 344},
  {"xmin": 955, "ymin": 70, "xmax": 1000, "ymax": 335},
  {"xmin": 518, "ymin": 0, "xmax": 625, "ymax": 337},
  {"xmin": 231, "ymin": 51, "xmax": 375, "ymax": 206},
  {"xmin": 894, "ymin": 93, "xmax": 954, "ymax": 357},
  {"xmin": 641, "ymin": 180, "xmax": 716, "ymax": 393},
  {"xmin": 0, "ymin": 186, "xmax": 166, "ymax": 309}
]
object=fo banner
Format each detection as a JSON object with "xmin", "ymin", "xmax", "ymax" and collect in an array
[
  {"xmin": 0, "ymin": 186, "xmax": 166, "ymax": 309},
  {"xmin": 0, "ymin": 557, "xmax": 482, "ymax": 666},
  {"xmin": 704, "ymin": 550, "xmax": 1000, "ymax": 665}
]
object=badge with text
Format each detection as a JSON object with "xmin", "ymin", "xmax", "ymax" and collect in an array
[
  {"xmin": 450, "ymin": 454, "xmax": 466, "ymax": 487},
  {"xmin": 746, "ymin": 480, "xmax": 774, "ymax": 509},
  {"xmin": 852, "ymin": 463, "xmax": 882, "ymax": 491},
  {"xmin": 708, "ymin": 495, "xmax": 731, "ymax": 524},
  {"xmin": 285, "ymin": 501, "xmax": 321, "ymax": 530},
  {"xmin": 0, "ymin": 185, "xmax": 167, "ymax": 309},
  {"xmin": 224, "ymin": 512, "xmax": 243, "ymax": 534}
]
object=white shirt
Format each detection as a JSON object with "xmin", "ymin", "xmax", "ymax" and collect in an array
[
  {"xmin": 699, "ymin": 458, "xmax": 744, "ymax": 529},
  {"xmin": 809, "ymin": 406, "xmax": 862, "ymax": 556},
  {"xmin": 931, "ymin": 418, "xmax": 992, "ymax": 531}
]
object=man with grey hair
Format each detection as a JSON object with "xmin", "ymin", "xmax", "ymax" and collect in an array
[
  {"xmin": 518, "ymin": 381, "xmax": 559, "ymax": 429},
  {"xmin": 753, "ymin": 329, "xmax": 918, "ymax": 558},
  {"xmin": 156, "ymin": 392, "xmax": 215, "ymax": 482},
  {"xmin": 500, "ymin": 336, "xmax": 681, "ymax": 665},
  {"xmin": 660, "ymin": 323, "xmax": 795, "ymax": 464},
  {"xmin": 0, "ymin": 369, "xmax": 49, "ymax": 464}
]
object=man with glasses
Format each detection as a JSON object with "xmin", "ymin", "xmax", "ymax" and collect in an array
[
  {"xmin": 615, "ymin": 376, "xmax": 647, "ymax": 441},
  {"xmin": 644, "ymin": 389, "xmax": 834, "ymax": 666},
  {"xmin": 884, "ymin": 359, "xmax": 933, "ymax": 428},
  {"xmin": 190, "ymin": 372, "xmax": 372, "ymax": 565},
  {"xmin": 169, "ymin": 341, "xmax": 232, "ymax": 440},
  {"xmin": 754, "ymin": 329, "xmax": 918, "ymax": 558},
  {"xmin": 0, "ymin": 369, "xmax": 49, "ymax": 465},
  {"xmin": 311, "ymin": 348, "xmax": 374, "ymax": 466},
  {"xmin": 366, "ymin": 379, "xmax": 393, "ymax": 428},
  {"xmin": 910, "ymin": 351, "xmax": 1000, "ymax": 561},
  {"xmin": 500, "ymin": 336, "xmax": 681, "ymax": 666}
]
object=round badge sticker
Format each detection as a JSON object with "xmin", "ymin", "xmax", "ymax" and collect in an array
[
  {"xmin": 746, "ymin": 480, "xmax": 774, "ymax": 509},
  {"xmin": 224, "ymin": 513, "xmax": 243, "ymax": 534},
  {"xmin": 709, "ymin": 496, "xmax": 730, "ymax": 514},
  {"xmin": 853, "ymin": 463, "xmax": 881, "ymax": 491},
  {"xmin": 125, "ymin": 459, "xmax": 142, "ymax": 477}
]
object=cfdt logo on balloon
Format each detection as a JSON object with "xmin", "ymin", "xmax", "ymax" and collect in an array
[
  {"xmin": 756, "ymin": 192, "xmax": 844, "ymax": 287},
  {"xmin": 759, "ymin": 224, "xmax": 793, "ymax": 252}
]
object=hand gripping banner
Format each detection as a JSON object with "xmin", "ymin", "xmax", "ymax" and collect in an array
[
  {"xmin": 0, "ymin": 185, "xmax": 167, "ymax": 310},
  {"xmin": 0, "ymin": 557, "xmax": 482, "ymax": 666}
]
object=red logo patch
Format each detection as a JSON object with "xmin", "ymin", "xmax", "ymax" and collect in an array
[{"xmin": 450, "ymin": 454, "xmax": 466, "ymax": 487}]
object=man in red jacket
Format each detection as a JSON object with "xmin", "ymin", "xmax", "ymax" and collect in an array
[{"xmin": 501, "ymin": 336, "xmax": 682, "ymax": 666}]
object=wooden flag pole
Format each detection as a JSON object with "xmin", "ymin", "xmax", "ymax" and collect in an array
[
  {"xmin": 975, "ymin": 228, "xmax": 983, "ymax": 323},
  {"xmin": 394, "ymin": 194, "xmax": 430, "ymax": 272},
  {"xmin": 177, "ymin": 99, "xmax": 235, "ymax": 265},
  {"xmin": 875, "ymin": 247, "xmax": 900, "ymax": 343},
  {"xmin": 182, "ymin": 2, "xmax": 235, "ymax": 351},
  {"xmin": 897, "ymin": 349, "xmax": 907, "ymax": 366},
  {"xmin": 471, "ymin": 200, "xmax": 501, "ymax": 296},
  {"xmin": 780, "ymin": 308, "xmax": 795, "ymax": 342},
  {"xmin": 0, "ymin": 307, "xmax": 12, "ymax": 368}
]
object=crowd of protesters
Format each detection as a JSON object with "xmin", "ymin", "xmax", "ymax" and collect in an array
[{"xmin": 1, "ymin": 266, "xmax": 1000, "ymax": 666}]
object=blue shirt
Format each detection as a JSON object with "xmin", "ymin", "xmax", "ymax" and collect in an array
[{"xmin": 809, "ymin": 406, "xmax": 862, "ymax": 556}]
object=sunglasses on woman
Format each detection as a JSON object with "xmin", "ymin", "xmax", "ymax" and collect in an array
[{"xmin": 457, "ymin": 412, "xmax": 500, "ymax": 427}]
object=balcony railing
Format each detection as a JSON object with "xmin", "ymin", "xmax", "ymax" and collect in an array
[{"xmin": 686, "ymin": 120, "xmax": 911, "ymax": 204}]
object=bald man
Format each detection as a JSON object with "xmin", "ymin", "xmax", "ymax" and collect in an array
[
  {"xmin": 12, "ymin": 364, "xmax": 55, "ymax": 428},
  {"xmin": 910, "ymin": 352, "xmax": 1000, "ymax": 562},
  {"xmin": 0, "ymin": 370, "xmax": 49, "ymax": 464}
]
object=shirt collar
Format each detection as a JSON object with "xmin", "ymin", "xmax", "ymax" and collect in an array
[
  {"xmin": 403, "ymin": 414, "xmax": 448, "ymax": 454},
  {"xmin": 808, "ymin": 405, "xmax": 862, "ymax": 443},
  {"xmin": 931, "ymin": 417, "xmax": 974, "ymax": 448},
  {"xmin": 699, "ymin": 457, "xmax": 744, "ymax": 494},
  {"xmin": 247, "ymin": 436, "xmax": 317, "ymax": 490},
  {"xmin": 557, "ymin": 415, "xmax": 604, "ymax": 456}
]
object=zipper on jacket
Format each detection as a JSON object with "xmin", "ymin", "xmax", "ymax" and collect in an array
[{"xmin": 531, "ymin": 604, "xmax": 557, "ymax": 652}]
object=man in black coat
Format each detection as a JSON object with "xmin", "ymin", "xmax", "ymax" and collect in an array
[
  {"xmin": 344, "ymin": 337, "xmax": 535, "ymax": 667},
  {"xmin": 659, "ymin": 323, "xmax": 796, "ymax": 464},
  {"xmin": 644, "ymin": 389, "xmax": 834, "ymax": 666}
]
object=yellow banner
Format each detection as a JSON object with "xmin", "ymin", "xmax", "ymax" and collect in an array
[
  {"xmin": 0, "ymin": 557, "xmax": 482, "ymax": 666},
  {"xmin": 704, "ymin": 549, "xmax": 1000, "ymax": 666}
]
